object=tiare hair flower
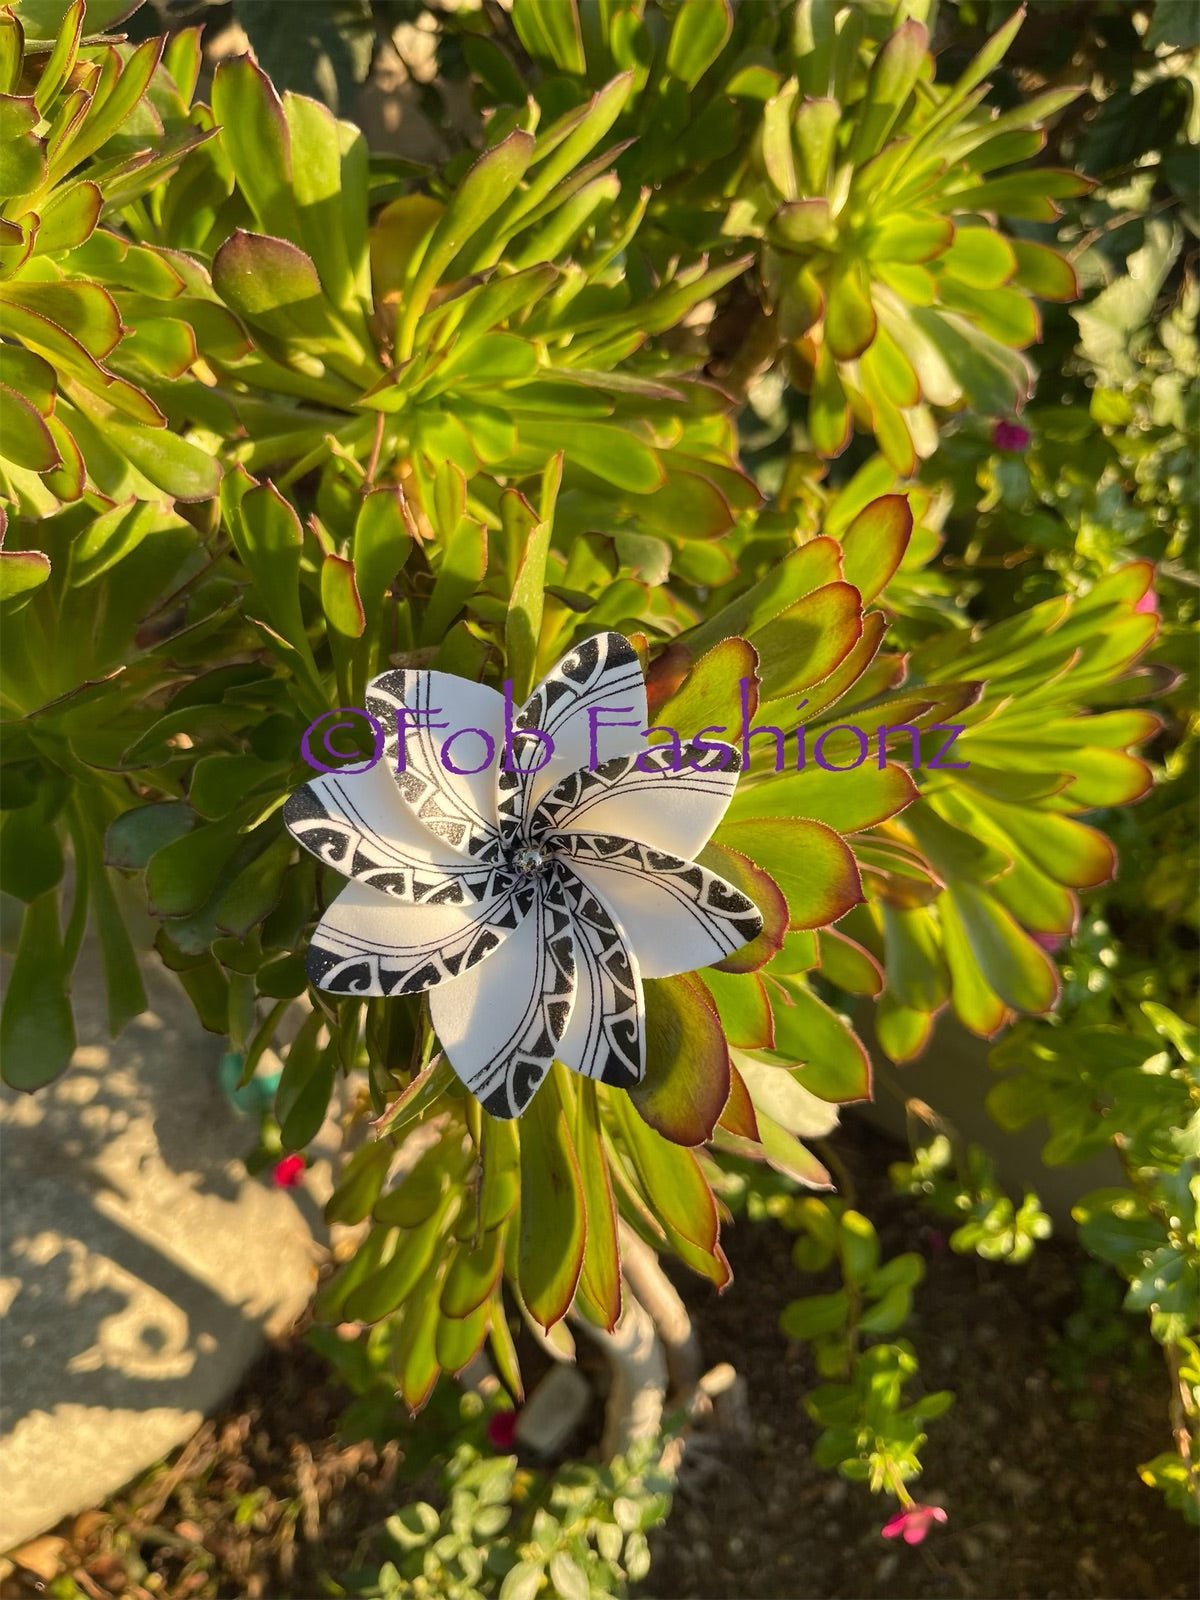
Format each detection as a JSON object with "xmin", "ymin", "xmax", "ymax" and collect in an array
[{"xmin": 284, "ymin": 633, "xmax": 762, "ymax": 1118}]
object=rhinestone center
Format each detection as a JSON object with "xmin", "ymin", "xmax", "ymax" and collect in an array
[{"xmin": 511, "ymin": 844, "xmax": 549, "ymax": 877}]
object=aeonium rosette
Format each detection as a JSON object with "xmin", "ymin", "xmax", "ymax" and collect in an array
[{"xmin": 284, "ymin": 632, "xmax": 762, "ymax": 1118}]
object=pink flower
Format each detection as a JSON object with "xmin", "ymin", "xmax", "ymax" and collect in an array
[
  {"xmin": 991, "ymin": 419, "xmax": 1031, "ymax": 452},
  {"xmin": 1134, "ymin": 588, "xmax": 1158, "ymax": 615},
  {"xmin": 273, "ymin": 1153, "xmax": 306, "ymax": 1188},
  {"xmin": 881, "ymin": 1503, "xmax": 948, "ymax": 1544},
  {"xmin": 487, "ymin": 1409, "xmax": 519, "ymax": 1450},
  {"xmin": 1032, "ymin": 930, "xmax": 1065, "ymax": 953}
]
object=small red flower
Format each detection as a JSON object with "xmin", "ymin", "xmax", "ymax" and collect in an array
[
  {"xmin": 487, "ymin": 1408, "xmax": 519, "ymax": 1450},
  {"xmin": 273, "ymin": 1153, "xmax": 306, "ymax": 1188},
  {"xmin": 991, "ymin": 419, "xmax": 1031, "ymax": 452},
  {"xmin": 881, "ymin": 1502, "xmax": 948, "ymax": 1544}
]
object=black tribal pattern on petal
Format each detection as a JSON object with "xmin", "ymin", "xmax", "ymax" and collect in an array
[
  {"xmin": 557, "ymin": 865, "xmax": 644, "ymax": 1088},
  {"xmin": 497, "ymin": 632, "xmax": 645, "ymax": 849},
  {"xmin": 529, "ymin": 740, "xmax": 741, "ymax": 843},
  {"xmin": 306, "ymin": 882, "xmax": 535, "ymax": 999},
  {"xmin": 475, "ymin": 873, "xmax": 578, "ymax": 1119},
  {"xmin": 284, "ymin": 782, "xmax": 514, "ymax": 905},
  {"xmin": 549, "ymin": 832, "xmax": 763, "ymax": 959},
  {"xmin": 366, "ymin": 670, "xmax": 505, "ymax": 863}
]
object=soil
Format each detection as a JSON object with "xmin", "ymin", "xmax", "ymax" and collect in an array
[{"xmin": 4, "ymin": 1118, "xmax": 1196, "ymax": 1600}]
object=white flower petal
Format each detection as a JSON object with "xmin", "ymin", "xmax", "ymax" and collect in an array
[
  {"xmin": 285, "ymin": 766, "xmax": 513, "ymax": 905},
  {"xmin": 429, "ymin": 872, "xmax": 577, "ymax": 1118},
  {"xmin": 552, "ymin": 833, "xmax": 762, "ymax": 978},
  {"xmin": 306, "ymin": 878, "xmax": 532, "ymax": 998},
  {"xmin": 557, "ymin": 865, "xmax": 644, "ymax": 1088},
  {"xmin": 531, "ymin": 740, "xmax": 742, "ymax": 861},
  {"xmin": 366, "ymin": 669, "xmax": 507, "ymax": 862},
  {"xmin": 498, "ymin": 632, "xmax": 646, "ymax": 846}
]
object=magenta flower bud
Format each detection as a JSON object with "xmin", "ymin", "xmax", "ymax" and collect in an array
[{"xmin": 992, "ymin": 419, "xmax": 1031, "ymax": 452}]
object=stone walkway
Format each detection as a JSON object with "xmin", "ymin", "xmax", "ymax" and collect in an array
[{"xmin": 1, "ymin": 945, "xmax": 323, "ymax": 1551}]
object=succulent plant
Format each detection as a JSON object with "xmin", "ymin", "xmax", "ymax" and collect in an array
[
  {"xmin": 729, "ymin": 2, "xmax": 1087, "ymax": 472},
  {"xmin": 0, "ymin": 1, "xmax": 222, "ymax": 518}
]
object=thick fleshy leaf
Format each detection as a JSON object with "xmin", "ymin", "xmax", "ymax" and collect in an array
[
  {"xmin": 229, "ymin": 480, "xmax": 310, "ymax": 655},
  {"xmin": 517, "ymin": 1070, "xmax": 586, "ymax": 1327},
  {"xmin": 810, "ymin": 343, "xmax": 851, "ymax": 456},
  {"xmin": 719, "ymin": 1060, "xmax": 760, "ymax": 1139},
  {"xmin": 838, "ymin": 494, "xmax": 912, "ymax": 604},
  {"xmin": 653, "ymin": 636, "xmax": 759, "ymax": 741},
  {"xmin": 84, "ymin": 412, "xmax": 220, "ymax": 502},
  {"xmin": 941, "ymin": 226, "xmax": 1017, "ymax": 289},
  {"xmin": 734, "ymin": 1057, "xmax": 840, "ymax": 1139},
  {"xmin": 850, "ymin": 17, "xmax": 927, "ymax": 162},
  {"xmin": 938, "ymin": 279, "xmax": 1040, "ymax": 348},
  {"xmin": 2, "ymin": 278, "xmax": 123, "ymax": 359},
  {"xmin": 435, "ymin": 1295, "xmax": 491, "ymax": 1378},
  {"xmin": 275, "ymin": 1010, "xmax": 334, "ymax": 1150},
  {"xmin": 704, "ymin": 967, "xmax": 774, "ymax": 1049},
  {"xmin": 0, "ymin": 383, "xmax": 59, "ymax": 472},
  {"xmin": 441, "ymin": 1227, "xmax": 505, "ymax": 1319},
  {"xmin": 398, "ymin": 130, "xmax": 536, "ymax": 348},
  {"xmin": 718, "ymin": 817, "xmax": 862, "ymax": 930},
  {"xmin": 817, "ymin": 927, "xmax": 884, "ymax": 996},
  {"xmin": 746, "ymin": 1109, "xmax": 833, "ymax": 1188},
  {"xmin": 0, "ymin": 92, "xmax": 46, "ymax": 195},
  {"xmin": 1010, "ymin": 238, "xmax": 1077, "ymax": 301},
  {"xmin": 938, "ymin": 891, "xmax": 1010, "ymax": 1036},
  {"xmin": 283, "ymin": 89, "xmax": 369, "ymax": 319},
  {"xmin": 875, "ymin": 993, "xmax": 934, "ymax": 1063},
  {"xmin": 685, "ymin": 539, "xmax": 842, "ymax": 658},
  {"xmin": 630, "ymin": 972, "xmax": 730, "ymax": 1146},
  {"xmin": 764, "ymin": 974, "xmax": 872, "ymax": 1103},
  {"xmin": 324, "ymin": 1138, "xmax": 394, "ymax": 1227},
  {"xmin": 611, "ymin": 1090, "xmax": 728, "ymax": 1286},
  {"xmin": 881, "ymin": 902, "xmax": 949, "ymax": 1013},
  {"xmin": 420, "ymin": 516, "xmax": 487, "ymax": 644},
  {"xmin": 573, "ymin": 1078, "xmax": 621, "ymax": 1330},
  {"xmin": 321, "ymin": 553, "xmax": 364, "ymax": 638},
  {"xmin": 353, "ymin": 488, "xmax": 412, "ymax": 624},
  {"xmin": 210, "ymin": 56, "xmax": 296, "ymax": 240},
  {"xmin": 0, "ymin": 547, "xmax": 51, "ymax": 606},
  {"xmin": 211, "ymin": 230, "xmax": 327, "ymax": 343},
  {"xmin": 725, "ymin": 762, "xmax": 916, "ymax": 833},
  {"xmin": 825, "ymin": 261, "xmax": 877, "ymax": 360},
  {"xmin": 0, "ymin": 890, "xmax": 76, "ymax": 1091},
  {"xmin": 665, "ymin": 0, "xmax": 732, "ymax": 87},
  {"xmin": 943, "ymin": 881, "xmax": 1060, "ymax": 1014},
  {"xmin": 504, "ymin": 471, "xmax": 556, "ymax": 703},
  {"xmin": 699, "ymin": 839, "xmax": 788, "ymax": 972},
  {"xmin": 871, "ymin": 212, "xmax": 954, "ymax": 264},
  {"xmin": 967, "ymin": 791, "xmax": 1116, "ymax": 888},
  {"xmin": 902, "ymin": 800, "xmax": 1011, "ymax": 885},
  {"xmin": 33, "ymin": 179, "xmax": 101, "ymax": 254},
  {"xmin": 771, "ymin": 198, "xmax": 832, "ymax": 247},
  {"xmin": 346, "ymin": 1207, "xmax": 453, "ymax": 1324},
  {"xmin": 749, "ymin": 581, "xmax": 863, "ymax": 703}
]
